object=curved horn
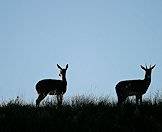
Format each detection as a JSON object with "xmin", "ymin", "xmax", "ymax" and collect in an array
[
  {"xmin": 57, "ymin": 64, "xmax": 62, "ymax": 70},
  {"xmin": 66, "ymin": 64, "xmax": 68, "ymax": 69},
  {"xmin": 140, "ymin": 65, "xmax": 146, "ymax": 70},
  {"xmin": 150, "ymin": 65, "xmax": 152, "ymax": 69},
  {"xmin": 151, "ymin": 64, "xmax": 156, "ymax": 69}
]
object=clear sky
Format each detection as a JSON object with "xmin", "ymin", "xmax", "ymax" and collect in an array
[{"xmin": 0, "ymin": 0, "xmax": 162, "ymax": 102}]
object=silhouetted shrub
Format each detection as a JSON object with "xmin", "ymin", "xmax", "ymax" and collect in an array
[{"xmin": 0, "ymin": 96, "xmax": 162, "ymax": 132}]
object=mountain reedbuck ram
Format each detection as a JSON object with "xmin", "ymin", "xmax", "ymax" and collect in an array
[
  {"xmin": 115, "ymin": 65, "xmax": 155, "ymax": 105},
  {"xmin": 36, "ymin": 64, "xmax": 68, "ymax": 106}
]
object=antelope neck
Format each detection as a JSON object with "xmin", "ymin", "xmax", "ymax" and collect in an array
[
  {"xmin": 144, "ymin": 73, "xmax": 151, "ymax": 86},
  {"xmin": 61, "ymin": 76, "xmax": 67, "ymax": 84},
  {"xmin": 144, "ymin": 72, "xmax": 151, "ymax": 80}
]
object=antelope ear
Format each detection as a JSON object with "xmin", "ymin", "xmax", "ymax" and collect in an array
[
  {"xmin": 151, "ymin": 64, "xmax": 156, "ymax": 70},
  {"xmin": 140, "ymin": 65, "xmax": 146, "ymax": 70},
  {"xmin": 66, "ymin": 64, "xmax": 68, "ymax": 69},
  {"xmin": 57, "ymin": 64, "xmax": 62, "ymax": 70}
]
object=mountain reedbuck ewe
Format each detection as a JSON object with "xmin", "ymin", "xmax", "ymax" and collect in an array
[
  {"xmin": 115, "ymin": 65, "xmax": 155, "ymax": 105},
  {"xmin": 36, "ymin": 64, "xmax": 68, "ymax": 106}
]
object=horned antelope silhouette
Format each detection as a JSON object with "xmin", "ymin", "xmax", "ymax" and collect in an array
[
  {"xmin": 115, "ymin": 65, "xmax": 155, "ymax": 105},
  {"xmin": 36, "ymin": 64, "xmax": 68, "ymax": 106}
]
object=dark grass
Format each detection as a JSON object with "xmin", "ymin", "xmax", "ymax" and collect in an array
[{"xmin": 1, "ymin": 96, "xmax": 162, "ymax": 132}]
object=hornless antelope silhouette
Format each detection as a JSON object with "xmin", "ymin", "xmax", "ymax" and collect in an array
[
  {"xmin": 115, "ymin": 65, "xmax": 155, "ymax": 105},
  {"xmin": 36, "ymin": 64, "xmax": 68, "ymax": 106}
]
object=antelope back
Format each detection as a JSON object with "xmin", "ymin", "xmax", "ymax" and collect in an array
[{"xmin": 36, "ymin": 79, "xmax": 67, "ymax": 94}]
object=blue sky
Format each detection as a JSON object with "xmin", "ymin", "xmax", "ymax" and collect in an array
[{"xmin": 0, "ymin": 0, "xmax": 162, "ymax": 102}]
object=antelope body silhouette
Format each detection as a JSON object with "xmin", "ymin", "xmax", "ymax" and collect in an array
[
  {"xmin": 36, "ymin": 64, "xmax": 68, "ymax": 106},
  {"xmin": 115, "ymin": 65, "xmax": 155, "ymax": 105}
]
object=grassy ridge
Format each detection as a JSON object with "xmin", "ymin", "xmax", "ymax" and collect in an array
[{"xmin": 0, "ymin": 97, "xmax": 162, "ymax": 132}]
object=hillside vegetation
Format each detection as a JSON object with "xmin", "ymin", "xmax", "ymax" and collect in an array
[{"xmin": 0, "ymin": 96, "xmax": 162, "ymax": 132}]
